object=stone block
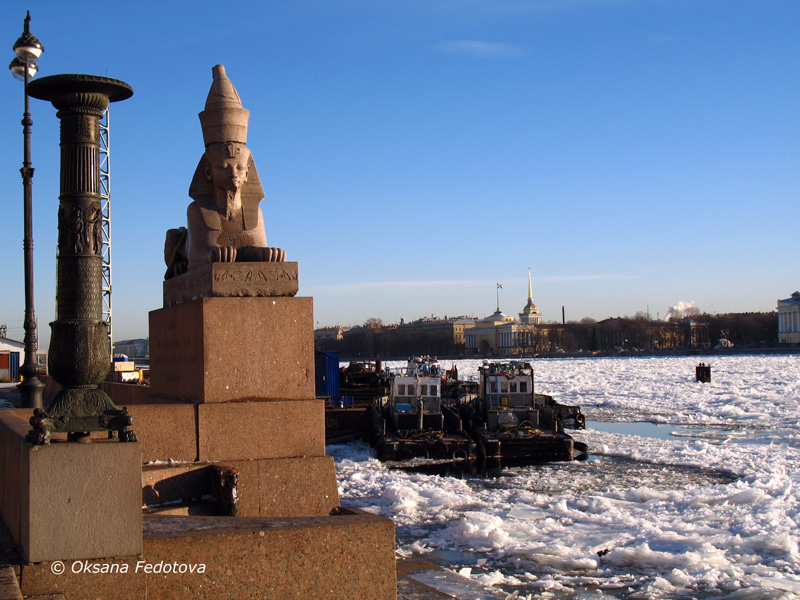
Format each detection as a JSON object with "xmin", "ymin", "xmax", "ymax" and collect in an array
[
  {"xmin": 163, "ymin": 262, "xmax": 299, "ymax": 307},
  {"xmin": 0, "ymin": 565, "xmax": 22, "ymax": 600},
  {"xmin": 0, "ymin": 437, "xmax": 5, "ymax": 521},
  {"xmin": 149, "ymin": 296, "xmax": 315, "ymax": 403},
  {"xmin": 124, "ymin": 404, "xmax": 198, "ymax": 463},
  {"xmin": 142, "ymin": 456, "xmax": 338, "ymax": 519},
  {"xmin": 2, "ymin": 437, "xmax": 21, "ymax": 546},
  {"xmin": 142, "ymin": 464, "xmax": 212, "ymax": 510},
  {"xmin": 0, "ymin": 411, "xmax": 29, "ymax": 547},
  {"xmin": 254, "ymin": 456, "xmax": 339, "ymax": 517},
  {"xmin": 7, "ymin": 409, "xmax": 29, "ymax": 423},
  {"xmin": 142, "ymin": 511, "xmax": 396, "ymax": 599},
  {"xmin": 118, "ymin": 399, "xmax": 327, "ymax": 464},
  {"xmin": 22, "ymin": 440, "xmax": 143, "ymax": 563},
  {"xmin": 19, "ymin": 557, "xmax": 146, "ymax": 599},
  {"xmin": 196, "ymin": 400, "xmax": 325, "ymax": 461},
  {"xmin": 101, "ymin": 381, "xmax": 154, "ymax": 405},
  {"xmin": 1, "ymin": 412, "xmax": 32, "ymax": 439},
  {"xmin": 20, "ymin": 511, "xmax": 396, "ymax": 600},
  {"xmin": 197, "ymin": 400, "xmax": 325, "ymax": 461}
]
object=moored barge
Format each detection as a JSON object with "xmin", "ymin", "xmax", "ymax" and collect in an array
[
  {"xmin": 470, "ymin": 360, "xmax": 583, "ymax": 463},
  {"xmin": 365, "ymin": 357, "xmax": 476, "ymax": 463}
]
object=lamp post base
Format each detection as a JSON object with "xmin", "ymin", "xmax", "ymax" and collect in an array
[
  {"xmin": 26, "ymin": 398, "xmax": 137, "ymax": 446},
  {"xmin": 17, "ymin": 375, "xmax": 44, "ymax": 410}
]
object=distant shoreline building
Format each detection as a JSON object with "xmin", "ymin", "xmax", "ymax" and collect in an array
[
  {"xmin": 315, "ymin": 276, "xmax": 783, "ymax": 357},
  {"xmin": 112, "ymin": 338, "xmax": 149, "ymax": 359},
  {"xmin": 315, "ymin": 316, "xmax": 475, "ymax": 357},
  {"xmin": 398, "ymin": 316, "xmax": 474, "ymax": 347},
  {"xmin": 778, "ymin": 291, "xmax": 800, "ymax": 344},
  {"xmin": 314, "ymin": 326, "xmax": 351, "ymax": 343},
  {"xmin": 465, "ymin": 271, "xmax": 540, "ymax": 355}
]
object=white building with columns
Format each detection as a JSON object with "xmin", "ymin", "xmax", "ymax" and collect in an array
[
  {"xmin": 778, "ymin": 291, "xmax": 800, "ymax": 344},
  {"xmin": 464, "ymin": 271, "xmax": 541, "ymax": 355}
]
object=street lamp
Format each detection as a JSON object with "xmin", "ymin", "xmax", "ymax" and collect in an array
[{"xmin": 9, "ymin": 11, "xmax": 45, "ymax": 409}]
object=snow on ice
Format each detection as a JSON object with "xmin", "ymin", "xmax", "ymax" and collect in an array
[{"xmin": 328, "ymin": 354, "xmax": 800, "ymax": 599}]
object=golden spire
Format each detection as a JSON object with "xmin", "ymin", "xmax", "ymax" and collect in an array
[
  {"xmin": 522, "ymin": 268, "xmax": 538, "ymax": 315},
  {"xmin": 528, "ymin": 267, "xmax": 533, "ymax": 303}
]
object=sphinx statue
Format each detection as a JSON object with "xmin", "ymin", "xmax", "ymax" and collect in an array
[{"xmin": 165, "ymin": 65, "xmax": 284, "ymax": 279}]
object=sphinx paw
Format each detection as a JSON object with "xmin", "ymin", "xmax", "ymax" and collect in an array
[
  {"xmin": 209, "ymin": 246, "xmax": 238, "ymax": 263},
  {"xmin": 254, "ymin": 247, "xmax": 285, "ymax": 262}
]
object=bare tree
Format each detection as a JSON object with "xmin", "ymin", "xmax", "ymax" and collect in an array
[{"xmin": 364, "ymin": 318, "xmax": 383, "ymax": 330}]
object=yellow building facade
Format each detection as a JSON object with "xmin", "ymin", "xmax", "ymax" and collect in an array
[{"xmin": 464, "ymin": 271, "xmax": 541, "ymax": 355}]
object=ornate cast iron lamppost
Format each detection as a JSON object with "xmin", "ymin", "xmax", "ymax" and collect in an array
[
  {"xmin": 25, "ymin": 73, "xmax": 135, "ymax": 444},
  {"xmin": 9, "ymin": 12, "xmax": 45, "ymax": 409}
]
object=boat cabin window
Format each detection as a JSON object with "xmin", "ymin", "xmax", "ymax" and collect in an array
[
  {"xmin": 430, "ymin": 384, "xmax": 438, "ymax": 396},
  {"xmin": 397, "ymin": 384, "xmax": 406, "ymax": 395},
  {"xmin": 520, "ymin": 381, "xmax": 528, "ymax": 393},
  {"xmin": 490, "ymin": 380, "xmax": 498, "ymax": 394},
  {"xmin": 510, "ymin": 382, "xmax": 517, "ymax": 393},
  {"xmin": 420, "ymin": 385, "xmax": 428, "ymax": 396},
  {"xmin": 500, "ymin": 381, "xmax": 509, "ymax": 394}
]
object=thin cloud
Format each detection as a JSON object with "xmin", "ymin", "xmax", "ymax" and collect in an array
[
  {"xmin": 537, "ymin": 273, "xmax": 637, "ymax": 283},
  {"xmin": 306, "ymin": 279, "xmax": 493, "ymax": 294},
  {"xmin": 434, "ymin": 40, "xmax": 528, "ymax": 58},
  {"xmin": 306, "ymin": 273, "xmax": 635, "ymax": 294}
]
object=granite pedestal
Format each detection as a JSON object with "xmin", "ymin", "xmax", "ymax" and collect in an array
[
  {"xmin": 137, "ymin": 264, "xmax": 396, "ymax": 599},
  {"xmin": 149, "ymin": 296, "xmax": 313, "ymax": 403},
  {"xmin": 0, "ymin": 410, "xmax": 142, "ymax": 564}
]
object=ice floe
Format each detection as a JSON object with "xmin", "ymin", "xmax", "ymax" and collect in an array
[{"xmin": 330, "ymin": 354, "xmax": 800, "ymax": 598}]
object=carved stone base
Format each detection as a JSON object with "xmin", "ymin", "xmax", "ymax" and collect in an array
[
  {"xmin": 163, "ymin": 262, "xmax": 298, "ymax": 307},
  {"xmin": 27, "ymin": 387, "xmax": 137, "ymax": 445},
  {"xmin": 47, "ymin": 386, "xmax": 118, "ymax": 417}
]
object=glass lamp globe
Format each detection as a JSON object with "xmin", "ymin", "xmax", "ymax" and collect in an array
[
  {"xmin": 9, "ymin": 56, "xmax": 37, "ymax": 81},
  {"xmin": 12, "ymin": 12, "xmax": 44, "ymax": 59}
]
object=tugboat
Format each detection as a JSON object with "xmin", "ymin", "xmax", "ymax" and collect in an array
[
  {"xmin": 363, "ymin": 357, "xmax": 587, "ymax": 467},
  {"xmin": 470, "ymin": 361, "xmax": 585, "ymax": 464},
  {"xmin": 365, "ymin": 357, "xmax": 476, "ymax": 464}
]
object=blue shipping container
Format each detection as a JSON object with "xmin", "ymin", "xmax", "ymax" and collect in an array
[
  {"xmin": 314, "ymin": 351, "xmax": 342, "ymax": 406},
  {"xmin": 9, "ymin": 352, "xmax": 20, "ymax": 381}
]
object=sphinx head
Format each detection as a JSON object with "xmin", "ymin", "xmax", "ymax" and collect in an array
[{"xmin": 204, "ymin": 142, "xmax": 251, "ymax": 194}]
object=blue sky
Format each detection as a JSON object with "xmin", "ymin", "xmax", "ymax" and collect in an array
[{"xmin": 0, "ymin": 0, "xmax": 797, "ymax": 348}]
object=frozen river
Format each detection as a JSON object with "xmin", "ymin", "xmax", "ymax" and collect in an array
[{"xmin": 328, "ymin": 354, "xmax": 800, "ymax": 599}]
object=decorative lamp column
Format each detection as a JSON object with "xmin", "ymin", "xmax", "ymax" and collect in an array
[
  {"xmin": 26, "ymin": 74, "xmax": 135, "ymax": 444},
  {"xmin": 9, "ymin": 11, "xmax": 45, "ymax": 409}
]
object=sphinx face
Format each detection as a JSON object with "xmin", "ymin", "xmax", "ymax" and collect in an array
[{"xmin": 204, "ymin": 143, "xmax": 251, "ymax": 193}]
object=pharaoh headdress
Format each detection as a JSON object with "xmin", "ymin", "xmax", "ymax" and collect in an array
[{"xmin": 188, "ymin": 65, "xmax": 264, "ymax": 231}]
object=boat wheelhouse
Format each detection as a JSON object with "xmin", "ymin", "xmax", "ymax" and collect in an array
[
  {"xmin": 385, "ymin": 356, "xmax": 445, "ymax": 431},
  {"xmin": 479, "ymin": 360, "xmax": 540, "ymax": 430},
  {"xmin": 474, "ymin": 360, "xmax": 581, "ymax": 463},
  {"xmin": 366, "ymin": 357, "xmax": 475, "ymax": 463}
]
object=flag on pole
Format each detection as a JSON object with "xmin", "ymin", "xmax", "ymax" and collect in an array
[{"xmin": 497, "ymin": 283, "xmax": 503, "ymax": 289}]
